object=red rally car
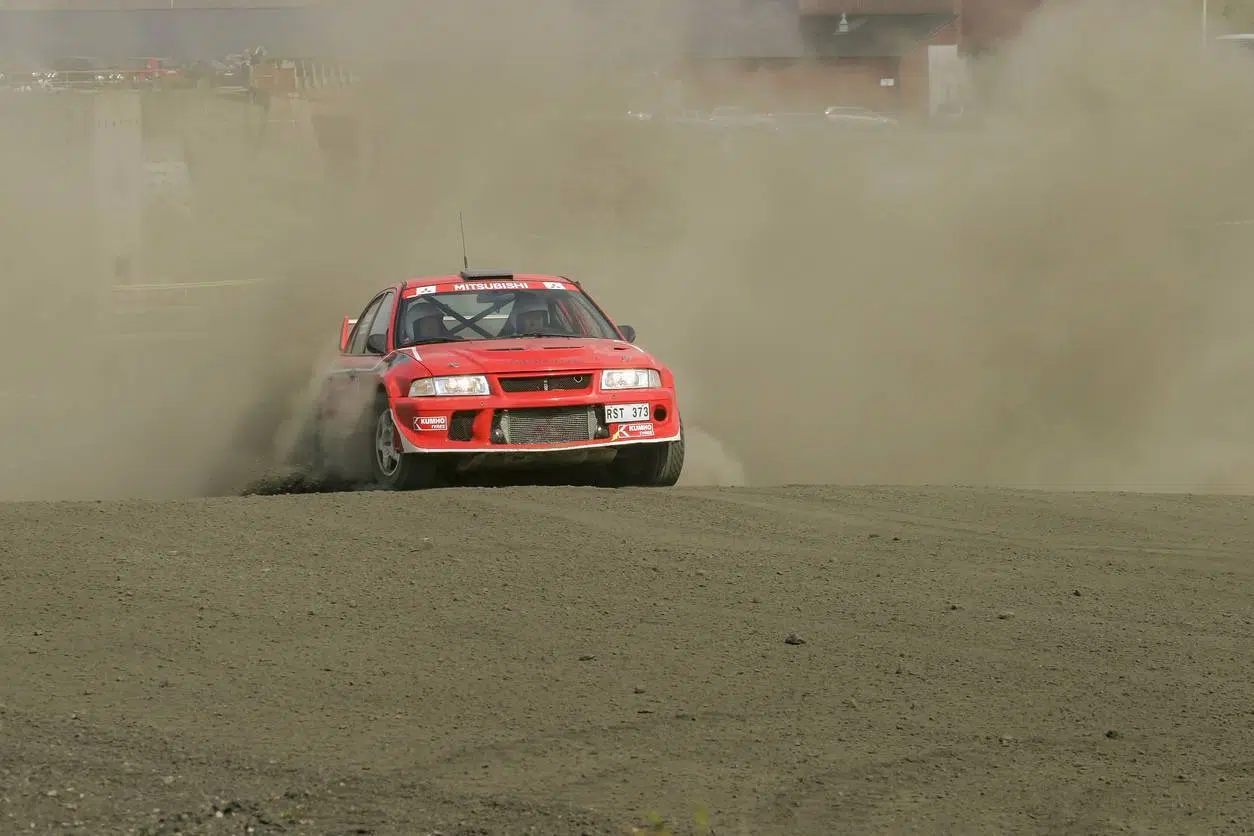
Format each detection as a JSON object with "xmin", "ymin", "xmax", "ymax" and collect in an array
[{"xmin": 301, "ymin": 270, "xmax": 685, "ymax": 490}]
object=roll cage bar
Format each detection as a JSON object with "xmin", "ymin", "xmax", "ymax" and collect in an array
[{"xmin": 394, "ymin": 288, "xmax": 551, "ymax": 345}]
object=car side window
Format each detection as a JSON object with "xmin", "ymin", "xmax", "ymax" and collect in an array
[
  {"xmin": 367, "ymin": 290, "xmax": 396, "ymax": 348},
  {"xmin": 348, "ymin": 296, "xmax": 384, "ymax": 355}
]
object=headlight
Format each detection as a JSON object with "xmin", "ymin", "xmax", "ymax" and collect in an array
[
  {"xmin": 601, "ymin": 368, "xmax": 661, "ymax": 390},
  {"xmin": 408, "ymin": 375, "xmax": 490, "ymax": 397}
]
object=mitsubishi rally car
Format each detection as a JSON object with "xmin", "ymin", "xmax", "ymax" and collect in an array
[{"xmin": 296, "ymin": 270, "xmax": 684, "ymax": 490}]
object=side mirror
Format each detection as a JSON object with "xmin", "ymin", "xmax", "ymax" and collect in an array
[
  {"xmin": 619, "ymin": 325, "xmax": 636, "ymax": 343},
  {"xmin": 365, "ymin": 332, "xmax": 388, "ymax": 355},
  {"xmin": 338, "ymin": 316, "xmax": 356, "ymax": 353}
]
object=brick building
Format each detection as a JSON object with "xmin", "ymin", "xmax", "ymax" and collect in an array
[
  {"xmin": 673, "ymin": 0, "xmax": 1046, "ymax": 115},
  {"xmin": 799, "ymin": 0, "xmax": 1046, "ymax": 52}
]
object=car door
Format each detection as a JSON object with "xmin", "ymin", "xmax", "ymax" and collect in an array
[
  {"xmin": 320, "ymin": 291, "xmax": 390, "ymax": 424},
  {"xmin": 346, "ymin": 289, "xmax": 399, "ymax": 402}
]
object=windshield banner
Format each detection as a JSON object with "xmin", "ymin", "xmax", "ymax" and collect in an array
[{"xmin": 404, "ymin": 280, "xmax": 575, "ymax": 298}]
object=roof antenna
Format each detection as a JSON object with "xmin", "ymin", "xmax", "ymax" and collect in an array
[{"xmin": 458, "ymin": 211, "xmax": 470, "ymax": 270}]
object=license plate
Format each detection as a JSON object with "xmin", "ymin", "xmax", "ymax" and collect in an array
[{"xmin": 605, "ymin": 402, "xmax": 650, "ymax": 424}]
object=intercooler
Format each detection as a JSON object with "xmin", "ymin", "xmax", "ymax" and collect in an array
[{"xmin": 494, "ymin": 405, "xmax": 599, "ymax": 445}]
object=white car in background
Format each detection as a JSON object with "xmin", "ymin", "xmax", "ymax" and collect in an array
[
  {"xmin": 824, "ymin": 105, "xmax": 898, "ymax": 127},
  {"xmin": 707, "ymin": 105, "xmax": 777, "ymax": 128}
]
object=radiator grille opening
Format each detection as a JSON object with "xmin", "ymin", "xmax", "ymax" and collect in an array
[
  {"xmin": 494, "ymin": 406, "xmax": 597, "ymax": 445},
  {"xmin": 498, "ymin": 374, "xmax": 592, "ymax": 393}
]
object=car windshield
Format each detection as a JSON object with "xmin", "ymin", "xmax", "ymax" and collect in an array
[{"xmin": 394, "ymin": 286, "xmax": 622, "ymax": 347}]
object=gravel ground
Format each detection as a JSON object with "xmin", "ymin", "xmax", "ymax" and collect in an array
[{"xmin": 1, "ymin": 485, "xmax": 1252, "ymax": 835}]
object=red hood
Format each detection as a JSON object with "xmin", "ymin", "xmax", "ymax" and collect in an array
[{"xmin": 403, "ymin": 337, "xmax": 658, "ymax": 375}]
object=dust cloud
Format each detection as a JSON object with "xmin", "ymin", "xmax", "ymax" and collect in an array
[{"xmin": 1, "ymin": 0, "xmax": 1253, "ymax": 500}]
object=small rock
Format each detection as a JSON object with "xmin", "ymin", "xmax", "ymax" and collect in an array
[
  {"xmin": 578, "ymin": 654, "xmax": 596, "ymax": 662},
  {"xmin": 996, "ymin": 611, "xmax": 1015, "ymax": 620},
  {"xmin": 784, "ymin": 634, "xmax": 806, "ymax": 645},
  {"xmin": 1105, "ymin": 729, "xmax": 1121, "ymax": 739},
  {"xmin": 633, "ymin": 686, "xmax": 646, "ymax": 694}
]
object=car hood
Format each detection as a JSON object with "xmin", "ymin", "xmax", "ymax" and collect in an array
[{"xmin": 402, "ymin": 337, "xmax": 655, "ymax": 375}]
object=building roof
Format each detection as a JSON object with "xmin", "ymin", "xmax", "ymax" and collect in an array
[
  {"xmin": 0, "ymin": 2, "xmax": 955, "ymax": 66},
  {"xmin": 684, "ymin": 6, "xmax": 955, "ymax": 59},
  {"xmin": 799, "ymin": 12, "xmax": 956, "ymax": 58}
]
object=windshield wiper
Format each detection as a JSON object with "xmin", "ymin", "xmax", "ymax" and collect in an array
[
  {"xmin": 505, "ymin": 332, "xmax": 584, "ymax": 339},
  {"xmin": 405, "ymin": 337, "xmax": 463, "ymax": 346}
]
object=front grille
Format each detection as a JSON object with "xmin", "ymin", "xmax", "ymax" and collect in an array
[
  {"xmin": 494, "ymin": 406, "xmax": 597, "ymax": 445},
  {"xmin": 498, "ymin": 374, "xmax": 593, "ymax": 393}
]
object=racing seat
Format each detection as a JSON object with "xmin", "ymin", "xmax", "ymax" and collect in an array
[
  {"xmin": 495, "ymin": 316, "xmax": 527, "ymax": 338},
  {"xmin": 497, "ymin": 293, "xmax": 568, "ymax": 337},
  {"xmin": 402, "ymin": 302, "xmax": 462, "ymax": 343}
]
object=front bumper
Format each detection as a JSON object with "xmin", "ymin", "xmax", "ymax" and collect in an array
[{"xmin": 389, "ymin": 388, "xmax": 681, "ymax": 455}]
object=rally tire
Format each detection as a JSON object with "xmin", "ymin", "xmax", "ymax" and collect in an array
[
  {"xmin": 367, "ymin": 398, "xmax": 440, "ymax": 491},
  {"xmin": 607, "ymin": 434, "xmax": 685, "ymax": 488}
]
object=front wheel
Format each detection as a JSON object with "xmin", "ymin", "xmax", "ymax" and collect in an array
[
  {"xmin": 606, "ymin": 436, "xmax": 685, "ymax": 487},
  {"xmin": 369, "ymin": 401, "xmax": 441, "ymax": 490}
]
